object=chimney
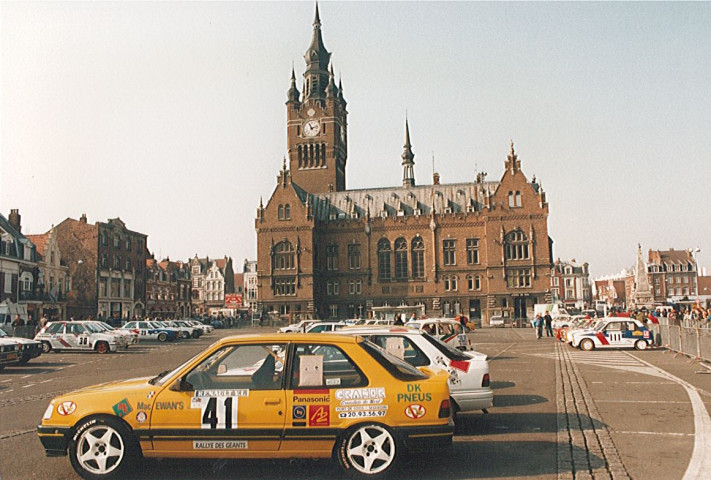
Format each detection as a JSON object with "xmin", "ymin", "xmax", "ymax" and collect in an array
[
  {"xmin": 8, "ymin": 209, "xmax": 21, "ymax": 233},
  {"xmin": 433, "ymin": 172, "xmax": 440, "ymax": 185},
  {"xmin": 80, "ymin": 213, "xmax": 87, "ymax": 224}
]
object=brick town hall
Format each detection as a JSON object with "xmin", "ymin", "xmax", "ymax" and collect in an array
[{"xmin": 256, "ymin": 6, "xmax": 554, "ymax": 325}]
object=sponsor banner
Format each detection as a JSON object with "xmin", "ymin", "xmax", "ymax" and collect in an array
[
  {"xmin": 194, "ymin": 389, "xmax": 249, "ymax": 398},
  {"xmin": 339, "ymin": 398, "xmax": 383, "ymax": 406},
  {"xmin": 292, "ymin": 390, "xmax": 330, "ymax": 404},
  {"xmin": 308, "ymin": 405, "xmax": 330, "ymax": 427},
  {"xmin": 112, "ymin": 398, "xmax": 133, "ymax": 418},
  {"xmin": 193, "ymin": 440, "xmax": 248, "ymax": 450},
  {"xmin": 338, "ymin": 410, "xmax": 386, "ymax": 419},
  {"xmin": 335, "ymin": 388, "xmax": 385, "ymax": 401},
  {"xmin": 335, "ymin": 405, "xmax": 388, "ymax": 412}
]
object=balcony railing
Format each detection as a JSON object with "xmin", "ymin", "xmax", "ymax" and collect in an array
[{"xmin": 19, "ymin": 290, "xmax": 66, "ymax": 302}]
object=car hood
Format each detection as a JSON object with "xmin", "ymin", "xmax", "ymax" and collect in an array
[{"xmin": 61, "ymin": 376, "xmax": 154, "ymax": 398}]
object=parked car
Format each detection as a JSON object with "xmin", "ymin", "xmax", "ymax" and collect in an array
[
  {"xmin": 0, "ymin": 328, "xmax": 43, "ymax": 365},
  {"xmin": 488, "ymin": 315, "xmax": 505, "ymax": 328},
  {"xmin": 279, "ymin": 320, "xmax": 318, "ymax": 333},
  {"xmin": 86, "ymin": 321, "xmax": 138, "ymax": 348},
  {"xmin": 569, "ymin": 317, "xmax": 653, "ymax": 351},
  {"xmin": 0, "ymin": 337, "xmax": 21, "ymax": 370},
  {"xmin": 184, "ymin": 319, "xmax": 214, "ymax": 334},
  {"xmin": 123, "ymin": 321, "xmax": 179, "ymax": 342},
  {"xmin": 337, "ymin": 327, "xmax": 493, "ymax": 415},
  {"xmin": 38, "ymin": 333, "xmax": 454, "ymax": 478},
  {"xmin": 404, "ymin": 319, "xmax": 472, "ymax": 351},
  {"xmin": 35, "ymin": 321, "xmax": 121, "ymax": 354},
  {"xmin": 171, "ymin": 320, "xmax": 202, "ymax": 338},
  {"xmin": 210, "ymin": 318, "xmax": 225, "ymax": 329},
  {"xmin": 304, "ymin": 321, "xmax": 347, "ymax": 333}
]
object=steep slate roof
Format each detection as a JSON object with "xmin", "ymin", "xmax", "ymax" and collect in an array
[
  {"xmin": 295, "ymin": 180, "xmax": 503, "ymax": 221},
  {"xmin": 648, "ymin": 249, "xmax": 694, "ymax": 266},
  {"xmin": 0, "ymin": 214, "xmax": 35, "ymax": 256}
]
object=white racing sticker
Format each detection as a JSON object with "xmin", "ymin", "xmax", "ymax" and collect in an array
[
  {"xmin": 385, "ymin": 337, "xmax": 405, "ymax": 359},
  {"xmin": 200, "ymin": 396, "xmax": 239, "ymax": 429},
  {"xmin": 299, "ymin": 355, "xmax": 324, "ymax": 387},
  {"xmin": 194, "ymin": 389, "xmax": 249, "ymax": 398},
  {"xmin": 335, "ymin": 388, "xmax": 386, "ymax": 402},
  {"xmin": 193, "ymin": 440, "xmax": 248, "ymax": 450}
]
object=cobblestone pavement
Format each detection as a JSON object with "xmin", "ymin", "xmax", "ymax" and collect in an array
[{"xmin": 556, "ymin": 341, "xmax": 630, "ymax": 480}]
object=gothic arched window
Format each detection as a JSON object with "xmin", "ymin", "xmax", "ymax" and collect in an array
[
  {"xmin": 273, "ymin": 241, "xmax": 295, "ymax": 270},
  {"xmin": 411, "ymin": 236, "xmax": 425, "ymax": 279},
  {"xmin": 394, "ymin": 237, "xmax": 408, "ymax": 281},
  {"xmin": 377, "ymin": 239, "xmax": 391, "ymax": 281},
  {"xmin": 504, "ymin": 230, "xmax": 530, "ymax": 260}
]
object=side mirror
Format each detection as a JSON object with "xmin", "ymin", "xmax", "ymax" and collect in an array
[{"xmin": 170, "ymin": 377, "xmax": 193, "ymax": 392}]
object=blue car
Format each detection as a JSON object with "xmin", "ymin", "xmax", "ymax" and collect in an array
[{"xmin": 123, "ymin": 321, "xmax": 179, "ymax": 342}]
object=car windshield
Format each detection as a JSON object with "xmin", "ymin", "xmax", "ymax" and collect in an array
[
  {"xmin": 359, "ymin": 339, "xmax": 428, "ymax": 381},
  {"xmin": 83, "ymin": 323, "xmax": 104, "ymax": 333},
  {"xmin": 150, "ymin": 350, "xmax": 206, "ymax": 386},
  {"xmin": 420, "ymin": 332, "xmax": 471, "ymax": 361}
]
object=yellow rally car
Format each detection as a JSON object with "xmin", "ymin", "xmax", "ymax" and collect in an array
[{"xmin": 38, "ymin": 333, "xmax": 453, "ymax": 478}]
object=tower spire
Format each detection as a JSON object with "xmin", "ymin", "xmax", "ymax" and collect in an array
[
  {"xmin": 303, "ymin": 2, "xmax": 331, "ymax": 101},
  {"xmin": 402, "ymin": 117, "xmax": 415, "ymax": 187},
  {"xmin": 287, "ymin": 63, "xmax": 300, "ymax": 104}
]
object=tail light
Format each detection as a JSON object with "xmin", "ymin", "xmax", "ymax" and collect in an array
[
  {"xmin": 482, "ymin": 373, "xmax": 490, "ymax": 387},
  {"xmin": 438, "ymin": 399, "xmax": 451, "ymax": 418}
]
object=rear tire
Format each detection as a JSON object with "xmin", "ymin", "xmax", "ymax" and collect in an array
[
  {"xmin": 157, "ymin": 332, "xmax": 168, "ymax": 342},
  {"xmin": 69, "ymin": 416, "xmax": 141, "ymax": 479},
  {"xmin": 635, "ymin": 339, "xmax": 648, "ymax": 350},
  {"xmin": 580, "ymin": 339, "xmax": 595, "ymax": 351},
  {"xmin": 181, "ymin": 331, "xmax": 190, "ymax": 340},
  {"xmin": 335, "ymin": 423, "xmax": 399, "ymax": 478}
]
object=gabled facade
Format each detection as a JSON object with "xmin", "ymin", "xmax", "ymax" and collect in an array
[
  {"xmin": 0, "ymin": 210, "xmax": 40, "ymax": 319},
  {"xmin": 205, "ymin": 257, "xmax": 235, "ymax": 312},
  {"xmin": 146, "ymin": 257, "xmax": 191, "ymax": 318},
  {"xmin": 255, "ymin": 6, "xmax": 555, "ymax": 324},
  {"xmin": 243, "ymin": 259, "xmax": 258, "ymax": 314},
  {"xmin": 26, "ymin": 226, "xmax": 69, "ymax": 321}
]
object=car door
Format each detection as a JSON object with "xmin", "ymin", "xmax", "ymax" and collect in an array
[
  {"xmin": 603, "ymin": 321, "xmax": 625, "ymax": 346},
  {"xmin": 282, "ymin": 342, "xmax": 369, "ymax": 454},
  {"xmin": 149, "ymin": 342, "xmax": 287, "ymax": 454}
]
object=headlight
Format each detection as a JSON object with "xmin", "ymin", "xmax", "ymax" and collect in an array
[{"xmin": 43, "ymin": 402, "xmax": 55, "ymax": 420}]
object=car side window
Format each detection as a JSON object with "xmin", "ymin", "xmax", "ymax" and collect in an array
[
  {"xmin": 46, "ymin": 323, "xmax": 62, "ymax": 334},
  {"xmin": 372, "ymin": 335, "xmax": 429, "ymax": 367},
  {"xmin": 606, "ymin": 322, "xmax": 621, "ymax": 332},
  {"xmin": 290, "ymin": 344, "xmax": 366, "ymax": 390},
  {"xmin": 185, "ymin": 344, "xmax": 286, "ymax": 391}
]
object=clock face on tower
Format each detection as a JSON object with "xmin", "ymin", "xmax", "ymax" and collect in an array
[{"xmin": 303, "ymin": 120, "xmax": 320, "ymax": 137}]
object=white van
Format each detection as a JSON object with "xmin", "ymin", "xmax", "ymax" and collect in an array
[{"xmin": 0, "ymin": 300, "xmax": 29, "ymax": 327}]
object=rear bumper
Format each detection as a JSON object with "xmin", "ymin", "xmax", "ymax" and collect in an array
[
  {"xmin": 395, "ymin": 419, "xmax": 454, "ymax": 451},
  {"xmin": 452, "ymin": 389, "xmax": 494, "ymax": 412}
]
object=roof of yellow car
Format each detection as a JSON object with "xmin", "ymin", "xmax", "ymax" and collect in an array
[{"xmin": 214, "ymin": 332, "xmax": 363, "ymax": 345}]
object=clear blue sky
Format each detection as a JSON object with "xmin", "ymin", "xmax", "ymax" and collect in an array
[{"xmin": 2, "ymin": 1, "xmax": 709, "ymax": 277}]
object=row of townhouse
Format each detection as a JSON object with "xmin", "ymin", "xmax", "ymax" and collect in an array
[{"xmin": 0, "ymin": 209, "xmax": 256, "ymax": 322}]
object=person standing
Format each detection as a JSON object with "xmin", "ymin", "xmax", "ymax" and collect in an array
[
  {"xmin": 544, "ymin": 313, "xmax": 553, "ymax": 337},
  {"xmin": 534, "ymin": 314, "xmax": 543, "ymax": 339}
]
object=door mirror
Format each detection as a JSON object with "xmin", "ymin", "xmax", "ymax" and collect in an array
[{"xmin": 170, "ymin": 377, "xmax": 193, "ymax": 392}]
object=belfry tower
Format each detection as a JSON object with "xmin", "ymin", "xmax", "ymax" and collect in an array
[{"xmin": 286, "ymin": 4, "xmax": 348, "ymax": 193}]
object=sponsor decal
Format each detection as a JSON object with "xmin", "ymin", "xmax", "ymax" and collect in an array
[
  {"xmin": 112, "ymin": 398, "xmax": 133, "ymax": 418},
  {"xmin": 136, "ymin": 401, "xmax": 151, "ymax": 411},
  {"xmin": 292, "ymin": 405, "xmax": 306, "ymax": 420},
  {"xmin": 147, "ymin": 391, "xmax": 155, "ymax": 399},
  {"xmin": 72, "ymin": 418, "xmax": 97, "ymax": 441},
  {"xmin": 155, "ymin": 401, "xmax": 184, "ymax": 410},
  {"xmin": 193, "ymin": 440, "xmax": 247, "ymax": 450},
  {"xmin": 449, "ymin": 360, "xmax": 470, "ymax": 373},
  {"xmin": 57, "ymin": 401, "xmax": 76, "ymax": 416},
  {"xmin": 335, "ymin": 388, "xmax": 385, "ymax": 401},
  {"xmin": 404, "ymin": 404, "xmax": 426, "ymax": 419},
  {"xmin": 326, "ymin": 378, "xmax": 341, "ymax": 386},
  {"xmin": 335, "ymin": 405, "xmax": 388, "ymax": 414},
  {"xmin": 191, "ymin": 397, "xmax": 204, "ymax": 409},
  {"xmin": 201, "ymin": 396, "xmax": 239, "ymax": 429},
  {"xmin": 293, "ymin": 389, "xmax": 330, "ymax": 404},
  {"xmin": 339, "ymin": 398, "xmax": 384, "ymax": 406},
  {"xmin": 136, "ymin": 411, "xmax": 147, "ymax": 423},
  {"xmin": 194, "ymin": 389, "xmax": 249, "ymax": 398},
  {"xmin": 396, "ymin": 384, "xmax": 431, "ymax": 403},
  {"xmin": 309, "ymin": 405, "xmax": 330, "ymax": 427},
  {"xmin": 338, "ymin": 410, "xmax": 386, "ymax": 419},
  {"xmin": 643, "ymin": 331, "xmax": 650, "ymax": 338}
]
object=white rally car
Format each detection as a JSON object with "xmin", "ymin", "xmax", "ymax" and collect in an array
[
  {"xmin": 123, "ymin": 320, "xmax": 179, "ymax": 342},
  {"xmin": 335, "ymin": 326, "xmax": 493, "ymax": 415},
  {"xmin": 35, "ymin": 321, "xmax": 121, "ymax": 354},
  {"xmin": 405, "ymin": 318, "xmax": 472, "ymax": 351},
  {"xmin": 570, "ymin": 317, "xmax": 654, "ymax": 351}
]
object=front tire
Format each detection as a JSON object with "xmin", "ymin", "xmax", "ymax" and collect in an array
[
  {"xmin": 95, "ymin": 342, "xmax": 109, "ymax": 354},
  {"xmin": 580, "ymin": 338, "xmax": 595, "ymax": 351},
  {"xmin": 41, "ymin": 341, "xmax": 52, "ymax": 353},
  {"xmin": 69, "ymin": 416, "xmax": 141, "ymax": 479},
  {"xmin": 635, "ymin": 339, "xmax": 648, "ymax": 350},
  {"xmin": 181, "ymin": 331, "xmax": 190, "ymax": 340},
  {"xmin": 335, "ymin": 423, "xmax": 399, "ymax": 477}
]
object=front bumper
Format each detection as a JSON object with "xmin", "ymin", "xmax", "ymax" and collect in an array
[{"xmin": 37, "ymin": 425, "xmax": 71, "ymax": 457}]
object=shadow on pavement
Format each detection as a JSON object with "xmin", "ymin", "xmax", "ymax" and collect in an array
[
  {"xmin": 493, "ymin": 394, "xmax": 548, "ymax": 407},
  {"xmin": 455, "ymin": 412, "xmax": 607, "ymax": 435},
  {"xmin": 133, "ymin": 440, "xmax": 602, "ymax": 479},
  {"xmin": 489, "ymin": 380, "xmax": 515, "ymax": 390}
]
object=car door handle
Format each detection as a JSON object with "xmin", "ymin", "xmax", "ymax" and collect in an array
[{"xmin": 264, "ymin": 398, "xmax": 282, "ymax": 405}]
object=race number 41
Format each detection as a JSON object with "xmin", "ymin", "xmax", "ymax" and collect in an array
[{"xmin": 201, "ymin": 397, "xmax": 238, "ymax": 429}]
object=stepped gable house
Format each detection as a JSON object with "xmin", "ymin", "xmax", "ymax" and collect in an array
[{"xmin": 255, "ymin": 6, "xmax": 555, "ymax": 324}]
